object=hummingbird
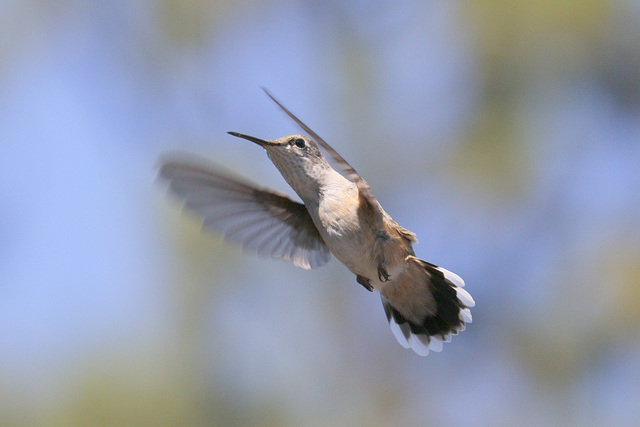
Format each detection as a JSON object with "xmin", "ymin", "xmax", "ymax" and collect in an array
[{"xmin": 159, "ymin": 89, "xmax": 475, "ymax": 356}]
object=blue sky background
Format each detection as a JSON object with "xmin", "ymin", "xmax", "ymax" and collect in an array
[{"xmin": 1, "ymin": 0, "xmax": 639, "ymax": 425}]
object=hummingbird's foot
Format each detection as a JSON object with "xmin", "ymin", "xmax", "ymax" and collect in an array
[
  {"xmin": 356, "ymin": 275, "xmax": 374, "ymax": 292},
  {"xmin": 378, "ymin": 262, "xmax": 390, "ymax": 282}
]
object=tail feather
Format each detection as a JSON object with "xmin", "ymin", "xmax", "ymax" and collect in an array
[{"xmin": 381, "ymin": 256, "xmax": 474, "ymax": 356}]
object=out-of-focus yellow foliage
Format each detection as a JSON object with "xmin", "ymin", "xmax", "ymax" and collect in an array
[
  {"xmin": 462, "ymin": 0, "xmax": 610, "ymax": 62},
  {"xmin": 449, "ymin": 101, "xmax": 533, "ymax": 197},
  {"xmin": 158, "ymin": 0, "xmax": 262, "ymax": 45},
  {"xmin": 602, "ymin": 236, "xmax": 640, "ymax": 331}
]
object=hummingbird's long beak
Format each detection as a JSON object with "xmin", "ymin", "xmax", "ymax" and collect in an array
[{"xmin": 227, "ymin": 131, "xmax": 278, "ymax": 147}]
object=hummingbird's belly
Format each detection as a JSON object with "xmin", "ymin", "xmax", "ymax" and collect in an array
[
  {"xmin": 317, "ymin": 215, "xmax": 385, "ymax": 281},
  {"xmin": 326, "ymin": 236, "xmax": 377, "ymax": 278},
  {"xmin": 313, "ymin": 184, "xmax": 400, "ymax": 283},
  {"xmin": 316, "ymin": 210, "xmax": 410, "ymax": 288},
  {"xmin": 323, "ymin": 228, "xmax": 376, "ymax": 276}
]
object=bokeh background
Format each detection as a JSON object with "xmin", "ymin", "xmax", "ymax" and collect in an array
[{"xmin": 2, "ymin": 0, "xmax": 640, "ymax": 425}]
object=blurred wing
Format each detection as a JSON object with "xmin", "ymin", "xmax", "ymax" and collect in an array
[
  {"xmin": 159, "ymin": 153, "xmax": 332, "ymax": 269},
  {"xmin": 262, "ymin": 88, "xmax": 383, "ymax": 226}
]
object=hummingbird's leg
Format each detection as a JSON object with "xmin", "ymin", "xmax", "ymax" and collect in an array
[
  {"xmin": 356, "ymin": 275, "xmax": 374, "ymax": 292},
  {"xmin": 375, "ymin": 231, "xmax": 391, "ymax": 282},
  {"xmin": 377, "ymin": 261, "xmax": 390, "ymax": 282}
]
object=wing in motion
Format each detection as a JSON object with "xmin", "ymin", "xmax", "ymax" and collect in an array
[
  {"xmin": 262, "ymin": 88, "xmax": 384, "ymax": 229},
  {"xmin": 159, "ymin": 153, "xmax": 332, "ymax": 269}
]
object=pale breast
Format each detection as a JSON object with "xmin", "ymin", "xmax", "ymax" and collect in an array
[{"xmin": 314, "ymin": 186, "xmax": 378, "ymax": 277}]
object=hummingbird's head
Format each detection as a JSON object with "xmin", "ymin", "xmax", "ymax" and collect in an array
[{"xmin": 227, "ymin": 132, "xmax": 330, "ymax": 200}]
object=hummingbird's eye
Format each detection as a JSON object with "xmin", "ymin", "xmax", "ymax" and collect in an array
[{"xmin": 293, "ymin": 138, "xmax": 306, "ymax": 149}]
